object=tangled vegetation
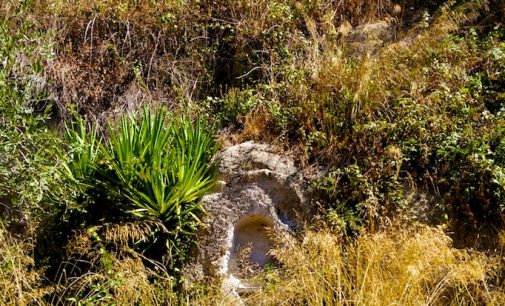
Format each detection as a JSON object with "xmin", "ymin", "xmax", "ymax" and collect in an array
[{"xmin": 1, "ymin": 0, "xmax": 505, "ymax": 304}]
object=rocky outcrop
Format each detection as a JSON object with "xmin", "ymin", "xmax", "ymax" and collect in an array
[{"xmin": 184, "ymin": 141, "xmax": 309, "ymax": 294}]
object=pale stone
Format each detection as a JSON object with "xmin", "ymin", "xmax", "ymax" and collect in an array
[{"xmin": 183, "ymin": 141, "xmax": 309, "ymax": 296}]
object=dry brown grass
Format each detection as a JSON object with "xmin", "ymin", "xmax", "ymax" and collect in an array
[
  {"xmin": 0, "ymin": 222, "xmax": 49, "ymax": 306},
  {"xmin": 52, "ymin": 253, "xmax": 176, "ymax": 305},
  {"xmin": 0, "ymin": 221, "xmax": 173, "ymax": 306},
  {"xmin": 49, "ymin": 221, "xmax": 178, "ymax": 305},
  {"xmin": 2, "ymin": 222, "xmax": 505, "ymax": 305},
  {"xmin": 191, "ymin": 225, "xmax": 505, "ymax": 306},
  {"xmin": 17, "ymin": 0, "xmax": 401, "ymax": 124}
]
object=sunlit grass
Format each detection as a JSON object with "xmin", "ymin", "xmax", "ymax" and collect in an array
[{"xmin": 196, "ymin": 226, "xmax": 505, "ymax": 306}]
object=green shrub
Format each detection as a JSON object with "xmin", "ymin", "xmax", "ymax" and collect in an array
[
  {"xmin": 0, "ymin": 1, "xmax": 71, "ymax": 228},
  {"xmin": 210, "ymin": 88, "xmax": 261, "ymax": 128},
  {"xmin": 49, "ymin": 108, "xmax": 219, "ymax": 292},
  {"xmin": 102, "ymin": 107, "xmax": 218, "ymax": 230},
  {"xmin": 312, "ymin": 165, "xmax": 373, "ymax": 234}
]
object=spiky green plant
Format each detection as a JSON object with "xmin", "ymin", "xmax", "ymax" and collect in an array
[
  {"xmin": 62, "ymin": 117, "xmax": 101, "ymax": 183},
  {"xmin": 103, "ymin": 107, "xmax": 218, "ymax": 231}
]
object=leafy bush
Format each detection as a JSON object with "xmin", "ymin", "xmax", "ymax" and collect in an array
[
  {"xmin": 209, "ymin": 88, "xmax": 261, "ymax": 128},
  {"xmin": 0, "ymin": 0, "xmax": 72, "ymax": 230},
  {"xmin": 312, "ymin": 165, "xmax": 372, "ymax": 234}
]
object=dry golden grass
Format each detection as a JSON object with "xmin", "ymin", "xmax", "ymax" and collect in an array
[
  {"xmin": 2, "ymin": 222, "xmax": 505, "ymax": 305},
  {"xmin": 49, "ymin": 221, "xmax": 178, "ymax": 305},
  {"xmin": 192, "ymin": 225, "xmax": 505, "ymax": 306},
  {"xmin": 53, "ymin": 253, "xmax": 176, "ymax": 305},
  {"xmin": 0, "ymin": 222, "xmax": 49, "ymax": 306}
]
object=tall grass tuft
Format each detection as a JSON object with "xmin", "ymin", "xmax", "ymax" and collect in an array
[
  {"xmin": 0, "ymin": 221, "xmax": 48, "ymax": 305},
  {"xmin": 250, "ymin": 226, "xmax": 504, "ymax": 305},
  {"xmin": 195, "ymin": 226, "xmax": 505, "ymax": 305}
]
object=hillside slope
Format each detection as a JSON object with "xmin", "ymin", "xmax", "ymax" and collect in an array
[{"xmin": 1, "ymin": 0, "xmax": 505, "ymax": 304}]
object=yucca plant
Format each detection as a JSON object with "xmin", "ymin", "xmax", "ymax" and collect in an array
[
  {"xmin": 62, "ymin": 117, "xmax": 101, "ymax": 184},
  {"xmin": 102, "ymin": 107, "xmax": 218, "ymax": 232}
]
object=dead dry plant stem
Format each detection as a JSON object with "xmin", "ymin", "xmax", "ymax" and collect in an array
[{"xmin": 84, "ymin": 16, "xmax": 97, "ymax": 65}]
